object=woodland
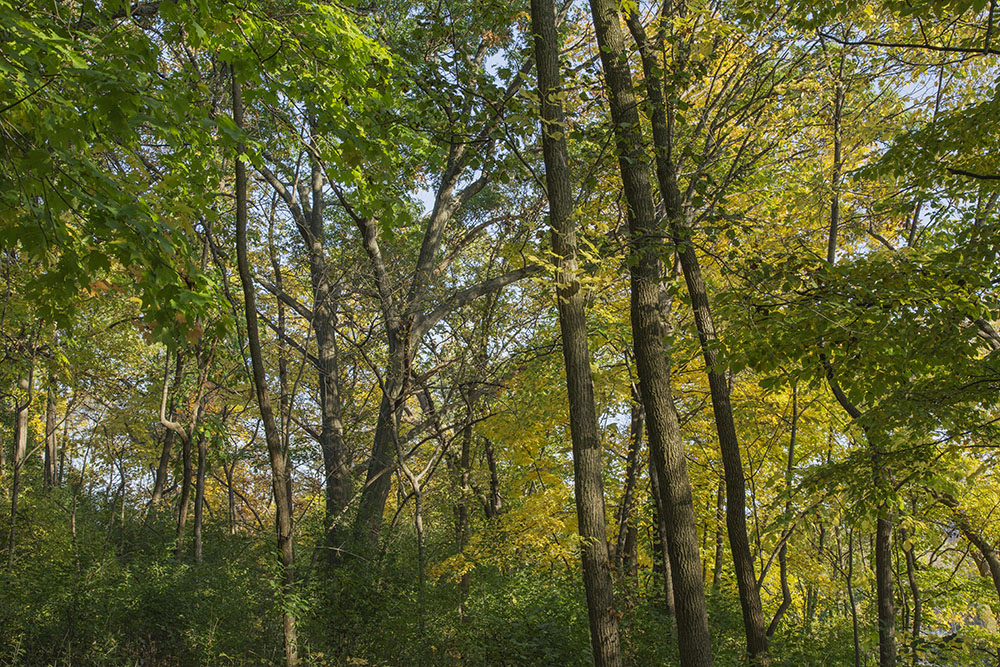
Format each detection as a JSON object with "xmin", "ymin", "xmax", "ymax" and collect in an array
[{"xmin": 1, "ymin": 0, "xmax": 999, "ymax": 664}]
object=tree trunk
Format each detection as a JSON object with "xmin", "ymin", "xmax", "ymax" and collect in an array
[
  {"xmin": 531, "ymin": 1, "xmax": 622, "ymax": 661},
  {"xmin": 900, "ymin": 527, "xmax": 921, "ymax": 664},
  {"xmin": 44, "ymin": 373, "xmax": 57, "ymax": 489},
  {"xmin": 151, "ymin": 353, "xmax": 184, "ymax": 506},
  {"xmin": 712, "ymin": 479, "xmax": 725, "ymax": 594},
  {"xmin": 233, "ymin": 69, "xmax": 298, "ymax": 667},
  {"xmin": 7, "ymin": 370, "xmax": 32, "ymax": 568},
  {"xmin": 353, "ymin": 380, "xmax": 400, "ymax": 552},
  {"xmin": 587, "ymin": 0, "xmax": 713, "ymax": 662},
  {"xmin": 649, "ymin": 453, "xmax": 675, "ymax": 617},
  {"xmin": 624, "ymin": 11, "xmax": 767, "ymax": 659},
  {"xmin": 289, "ymin": 150, "xmax": 353, "ymax": 565},
  {"xmin": 876, "ymin": 514, "xmax": 897, "ymax": 667},
  {"xmin": 483, "ymin": 437, "xmax": 502, "ymax": 519},
  {"xmin": 193, "ymin": 431, "xmax": 207, "ymax": 564}
]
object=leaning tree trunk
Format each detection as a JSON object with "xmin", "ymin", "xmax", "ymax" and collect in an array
[
  {"xmin": 587, "ymin": 0, "xmax": 713, "ymax": 663},
  {"xmin": 233, "ymin": 68, "xmax": 298, "ymax": 667},
  {"xmin": 530, "ymin": 0, "xmax": 622, "ymax": 662},
  {"xmin": 624, "ymin": 13, "xmax": 767, "ymax": 658}
]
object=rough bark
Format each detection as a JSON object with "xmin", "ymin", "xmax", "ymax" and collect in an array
[
  {"xmin": 625, "ymin": 11, "xmax": 767, "ymax": 659},
  {"xmin": 531, "ymin": 0, "xmax": 622, "ymax": 661},
  {"xmin": 293, "ymin": 148, "xmax": 352, "ymax": 564},
  {"xmin": 587, "ymin": 0, "xmax": 713, "ymax": 662},
  {"xmin": 876, "ymin": 515, "xmax": 896, "ymax": 667},
  {"xmin": 233, "ymin": 69, "xmax": 298, "ymax": 667}
]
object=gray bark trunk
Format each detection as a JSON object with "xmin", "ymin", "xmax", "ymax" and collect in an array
[
  {"xmin": 587, "ymin": 0, "xmax": 713, "ymax": 662},
  {"xmin": 531, "ymin": 0, "xmax": 622, "ymax": 661},
  {"xmin": 233, "ymin": 69, "xmax": 298, "ymax": 666}
]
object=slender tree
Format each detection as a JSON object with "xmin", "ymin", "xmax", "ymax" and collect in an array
[
  {"xmin": 233, "ymin": 67, "xmax": 298, "ymax": 667},
  {"xmin": 587, "ymin": 0, "xmax": 713, "ymax": 662},
  {"xmin": 530, "ymin": 0, "xmax": 621, "ymax": 662}
]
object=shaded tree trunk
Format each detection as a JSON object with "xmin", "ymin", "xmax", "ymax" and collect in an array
[
  {"xmin": 483, "ymin": 437, "xmax": 502, "ymax": 519},
  {"xmin": 531, "ymin": 0, "xmax": 622, "ymax": 661},
  {"xmin": 712, "ymin": 479, "xmax": 725, "ymax": 594},
  {"xmin": 193, "ymin": 431, "xmax": 207, "ymax": 564},
  {"xmin": 649, "ymin": 452, "xmax": 675, "ymax": 617},
  {"xmin": 625, "ymin": 11, "xmax": 766, "ymax": 659},
  {"xmin": 766, "ymin": 383, "xmax": 798, "ymax": 638},
  {"xmin": 7, "ymin": 369, "xmax": 32, "ymax": 568},
  {"xmin": 44, "ymin": 372, "xmax": 57, "ymax": 489},
  {"xmin": 233, "ymin": 69, "xmax": 298, "ymax": 667},
  {"xmin": 587, "ymin": 0, "xmax": 713, "ymax": 662},
  {"xmin": 876, "ymin": 514, "xmax": 896, "ymax": 667}
]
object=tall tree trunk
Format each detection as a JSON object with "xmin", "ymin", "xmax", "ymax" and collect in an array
[
  {"xmin": 483, "ymin": 437, "xmax": 502, "ymax": 519},
  {"xmin": 353, "ymin": 379, "xmax": 400, "ymax": 552},
  {"xmin": 625, "ymin": 12, "xmax": 767, "ymax": 659},
  {"xmin": 233, "ymin": 68, "xmax": 298, "ymax": 667},
  {"xmin": 289, "ymin": 148, "xmax": 353, "ymax": 564},
  {"xmin": 530, "ymin": 1, "xmax": 622, "ymax": 661},
  {"xmin": 587, "ymin": 0, "xmax": 713, "ymax": 663},
  {"xmin": 7, "ymin": 369, "xmax": 32, "ymax": 568},
  {"xmin": 876, "ymin": 514, "xmax": 896, "ymax": 667}
]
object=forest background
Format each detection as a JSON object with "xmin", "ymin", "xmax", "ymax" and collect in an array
[{"xmin": 1, "ymin": 0, "xmax": 999, "ymax": 664}]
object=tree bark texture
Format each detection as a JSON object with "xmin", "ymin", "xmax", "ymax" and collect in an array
[
  {"xmin": 530, "ymin": 0, "xmax": 622, "ymax": 662},
  {"xmin": 625, "ymin": 11, "xmax": 767, "ymax": 659},
  {"xmin": 587, "ymin": 0, "xmax": 713, "ymax": 662}
]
